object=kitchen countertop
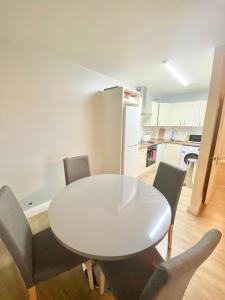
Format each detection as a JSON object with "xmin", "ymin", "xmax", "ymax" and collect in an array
[{"xmin": 139, "ymin": 140, "xmax": 200, "ymax": 150}]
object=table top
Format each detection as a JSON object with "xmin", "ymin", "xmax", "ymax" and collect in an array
[{"xmin": 48, "ymin": 174, "xmax": 171, "ymax": 260}]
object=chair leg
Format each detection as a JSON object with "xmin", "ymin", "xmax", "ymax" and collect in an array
[
  {"xmin": 28, "ymin": 286, "xmax": 37, "ymax": 300},
  {"xmin": 168, "ymin": 224, "xmax": 173, "ymax": 250},
  {"xmin": 99, "ymin": 270, "xmax": 105, "ymax": 295},
  {"xmin": 85, "ymin": 260, "xmax": 94, "ymax": 290},
  {"xmin": 166, "ymin": 247, "xmax": 172, "ymax": 259}
]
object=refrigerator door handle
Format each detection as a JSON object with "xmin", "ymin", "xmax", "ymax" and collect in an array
[{"xmin": 128, "ymin": 144, "xmax": 138, "ymax": 147}]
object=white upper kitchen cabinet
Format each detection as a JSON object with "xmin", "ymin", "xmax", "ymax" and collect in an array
[
  {"xmin": 169, "ymin": 103, "xmax": 184, "ymax": 126},
  {"xmin": 198, "ymin": 101, "xmax": 207, "ymax": 127},
  {"xmin": 148, "ymin": 100, "xmax": 207, "ymax": 128},
  {"xmin": 183, "ymin": 101, "xmax": 201, "ymax": 127},
  {"xmin": 168, "ymin": 101, "xmax": 206, "ymax": 127},
  {"xmin": 151, "ymin": 101, "xmax": 159, "ymax": 126},
  {"xmin": 158, "ymin": 103, "xmax": 171, "ymax": 126},
  {"xmin": 183, "ymin": 100, "xmax": 207, "ymax": 127}
]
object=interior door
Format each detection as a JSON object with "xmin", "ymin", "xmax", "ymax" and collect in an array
[{"xmin": 205, "ymin": 97, "xmax": 225, "ymax": 203}]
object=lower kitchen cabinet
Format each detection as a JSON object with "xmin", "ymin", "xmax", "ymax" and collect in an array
[
  {"xmin": 156, "ymin": 143, "xmax": 165, "ymax": 167},
  {"xmin": 158, "ymin": 143, "xmax": 182, "ymax": 168},
  {"xmin": 138, "ymin": 148, "xmax": 147, "ymax": 175},
  {"xmin": 139, "ymin": 143, "xmax": 183, "ymax": 176}
]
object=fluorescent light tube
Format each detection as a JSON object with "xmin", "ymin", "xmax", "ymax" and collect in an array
[{"xmin": 163, "ymin": 61, "xmax": 190, "ymax": 86}]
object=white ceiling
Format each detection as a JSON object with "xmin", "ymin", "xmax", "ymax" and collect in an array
[{"xmin": 1, "ymin": 0, "xmax": 224, "ymax": 96}]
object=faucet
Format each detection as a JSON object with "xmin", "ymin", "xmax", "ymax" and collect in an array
[{"xmin": 171, "ymin": 130, "xmax": 177, "ymax": 142}]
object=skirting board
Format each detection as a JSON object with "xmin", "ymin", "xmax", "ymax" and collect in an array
[
  {"xmin": 24, "ymin": 200, "xmax": 52, "ymax": 219},
  {"xmin": 187, "ymin": 202, "xmax": 203, "ymax": 216}
]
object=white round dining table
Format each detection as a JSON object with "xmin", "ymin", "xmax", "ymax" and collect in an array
[{"xmin": 48, "ymin": 174, "xmax": 171, "ymax": 261}]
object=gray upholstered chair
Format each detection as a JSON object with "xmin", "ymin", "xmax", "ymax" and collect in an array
[
  {"xmin": 63, "ymin": 155, "xmax": 94, "ymax": 290},
  {"xmin": 0, "ymin": 186, "xmax": 94, "ymax": 300},
  {"xmin": 63, "ymin": 155, "xmax": 90, "ymax": 185},
  {"xmin": 153, "ymin": 162, "xmax": 186, "ymax": 249},
  {"xmin": 99, "ymin": 229, "xmax": 221, "ymax": 300}
]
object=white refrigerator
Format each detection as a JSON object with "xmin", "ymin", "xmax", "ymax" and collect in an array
[{"xmin": 123, "ymin": 105, "xmax": 140, "ymax": 177}]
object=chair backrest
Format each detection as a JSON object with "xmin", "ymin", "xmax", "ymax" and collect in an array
[
  {"xmin": 0, "ymin": 186, "xmax": 33, "ymax": 287},
  {"xmin": 140, "ymin": 229, "xmax": 221, "ymax": 300},
  {"xmin": 153, "ymin": 162, "xmax": 186, "ymax": 224},
  {"xmin": 63, "ymin": 155, "xmax": 91, "ymax": 185}
]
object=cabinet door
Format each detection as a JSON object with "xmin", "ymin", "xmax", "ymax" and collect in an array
[
  {"xmin": 162, "ymin": 144, "xmax": 182, "ymax": 167},
  {"xmin": 198, "ymin": 101, "xmax": 207, "ymax": 127},
  {"xmin": 138, "ymin": 148, "xmax": 147, "ymax": 175},
  {"xmin": 156, "ymin": 143, "xmax": 165, "ymax": 167},
  {"xmin": 183, "ymin": 101, "xmax": 201, "ymax": 127},
  {"xmin": 169, "ymin": 103, "xmax": 184, "ymax": 126},
  {"xmin": 158, "ymin": 103, "xmax": 171, "ymax": 126}
]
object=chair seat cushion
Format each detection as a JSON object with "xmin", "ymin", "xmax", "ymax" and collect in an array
[
  {"xmin": 100, "ymin": 248, "xmax": 164, "ymax": 300},
  {"xmin": 32, "ymin": 228, "xmax": 87, "ymax": 284}
]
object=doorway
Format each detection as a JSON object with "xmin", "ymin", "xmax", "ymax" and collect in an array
[{"xmin": 188, "ymin": 45, "xmax": 225, "ymax": 215}]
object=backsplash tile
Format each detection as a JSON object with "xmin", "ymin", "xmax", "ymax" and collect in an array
[{"xmin": 142, "ymin": 126, "xmax": 202, "ymax": 141}]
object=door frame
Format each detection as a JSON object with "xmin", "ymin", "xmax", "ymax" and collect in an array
[
  {"xmin": 188, "ymin": 45, "xmax": 225, "ymax": 216},
  {"xmin": 204, "ymin": 97, "xmax": 225, "ymax": 203}
]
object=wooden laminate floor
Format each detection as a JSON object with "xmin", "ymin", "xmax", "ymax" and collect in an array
[{"xmin": 1, "ymin": 170, "xmax": 225, "ymax": 299}]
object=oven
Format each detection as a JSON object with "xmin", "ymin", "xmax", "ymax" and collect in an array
[{"xmin": 146, "ymin": 145, "xmax": 157, "ymax": 167}]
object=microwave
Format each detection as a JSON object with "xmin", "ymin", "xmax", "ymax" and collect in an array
[{"xmin": 189, "ymin": 134, "xmax": 201, "ymax": 143}]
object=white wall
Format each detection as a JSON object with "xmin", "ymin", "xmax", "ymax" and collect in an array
[{"xmin": 0, "ymin": 44, "xmax": 123, "ymax": 210}]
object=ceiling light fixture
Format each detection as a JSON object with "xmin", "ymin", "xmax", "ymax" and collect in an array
[{"xmin": 163, "ymin": 60, "xmax": 190, "ymax": 86}]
